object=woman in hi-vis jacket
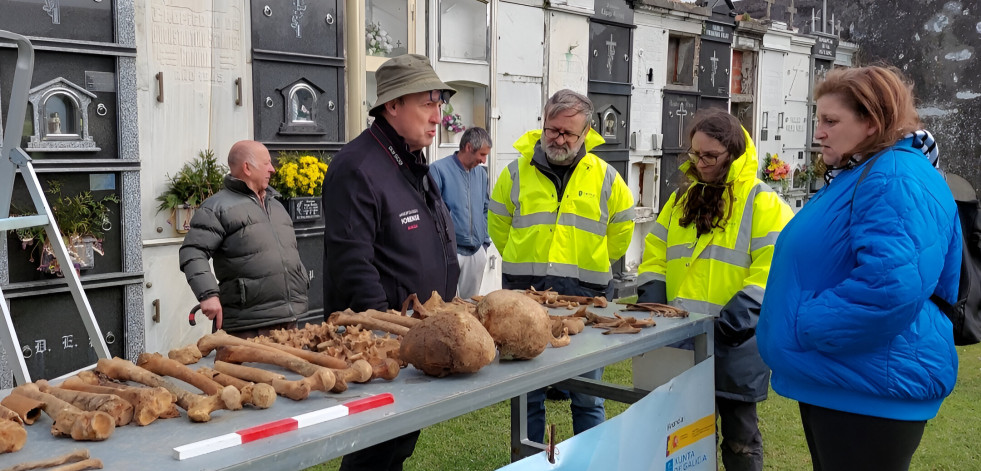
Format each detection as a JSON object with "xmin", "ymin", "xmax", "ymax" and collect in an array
[{"xmin": 637, "ymin": 108, "xmax": 793, "ymax": 471}]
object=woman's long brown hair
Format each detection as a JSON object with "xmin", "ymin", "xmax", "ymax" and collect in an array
[{"xmin": 677, "ymin": 108, "xmax": 746, "ymax": 237}]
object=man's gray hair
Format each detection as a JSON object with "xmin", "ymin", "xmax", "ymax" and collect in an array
[
  {"xmin": 459, "ymin": 126, "xmax": 492, "ymax": 152},
  {"xmin": 543, "ymin": 89, "xmax": 594, "ymax": 127}
]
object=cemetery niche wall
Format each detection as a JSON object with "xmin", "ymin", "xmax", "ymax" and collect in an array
[{"xmin": 0, "ymin": 0, "xmax": 143, "ymax": 385}]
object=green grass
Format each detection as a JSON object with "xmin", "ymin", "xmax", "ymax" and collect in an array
[{"xmin": 308, "ymin": 343, "xmax": 981, "ymax": 471}]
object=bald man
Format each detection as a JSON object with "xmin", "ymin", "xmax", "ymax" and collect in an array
[{"xmin": 180, "ymin": 140, "xmax": 309, "ymax": 338}]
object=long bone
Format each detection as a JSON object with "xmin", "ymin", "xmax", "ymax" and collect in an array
[
  {"xmin": 214, "ymin": 345, "xmax": 337, "ymax": 393},
  {"xmin": 35, "ymin": 380, "xmax": 133, "ymax": 427},
  {"xmin": 196, "ymin": 366, "xmax": 276, "ymax": 408},
  {"xmin": 60, "ymin": 376, "xmax": 171, "ymax": 427},
  {"xmin": 212, "ymin": 361, "xmax": 313, "ymax": 401},
  {"xmin": 69, "ymin": 371, "xmax": 178, "ymax": 424},
  {"xmin": 1, "ymin": 449, "xmax": 90, "ymax": 471},
  {"xmin": 9, "ymin": 384, "xmax": 114, "ymax": 441},
  {"xmin": 95, "ymin": 357, "xmax": 225, "ymax": 423},
  {"xmin": 137, "ymin": 353, "xmax": 242, "ymax": 410}
]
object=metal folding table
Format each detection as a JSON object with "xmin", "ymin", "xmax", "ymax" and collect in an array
[{"xmin": 0, "ymin": 306, "xmax": 713, "ymax": 470}]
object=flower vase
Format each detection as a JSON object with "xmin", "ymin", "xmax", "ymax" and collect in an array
[
  {"xmin": 173, "ymin": 205, "xmax": 196, "ymax": 234},
  {"xmin": 38, "ymin": 242, "xmax": 85, "ymax": 277},
  {"xmin": 442, "ymin": 128, "xmax": 460, "ymax": 145},
  {"xmin": 72, "ymin": 236, "xmax": 97, "ymax": 270}
]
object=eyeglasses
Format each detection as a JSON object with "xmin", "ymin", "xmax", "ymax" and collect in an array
[
  {"xmin": 427, "ymin": 90, "xmax": 452, "ymax": 105},
  {"xmin": 543, "ymin": 127, "xmax": 584, "ymax": 141},
  {"xmin": 686, "ymin": 149, "xmax": 728, "ymax": 165}
]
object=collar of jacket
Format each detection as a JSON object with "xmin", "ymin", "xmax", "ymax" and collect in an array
[
  {"xmin": 372, "ymin": 116, "xmax": 432, "ymax": 193},
  {"xmin": 373, "ymin": 116, "xmax": 428, "ymax": 166},
  {"xmin": 450, "ymin": 151, "xmax": 481, "ymax": 173},
  {"xmin": 450, "ymin": 152, "xmax": 468, "ymax": 172},
  {"xmin": 679, "ymin": 127, "xmax": 759, "ymax": 186},
  {"xmin": 823, "ymin": 155, "xmax": 861, "ymax": 184},
  {"xmin": 223, "ymin": 174, "xmax": 280, "ymax": 202}
]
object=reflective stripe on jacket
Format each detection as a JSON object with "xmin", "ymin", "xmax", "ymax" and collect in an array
[
  {"xmin": 488, "ymin": 128, "xmax": 635, "ymax": 287},
  {"xmin": 637, "ymin": 130, "xmax": 793, "ymax": 400}
]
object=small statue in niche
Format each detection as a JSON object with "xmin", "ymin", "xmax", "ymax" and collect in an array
[
  {"xmin": 290, "ymin": 87, "xmax": 315, "ymax": 123},
  {"xmin": 26, "ymin": 77, "xmax": 101, "ymax": 151},
  {"xmin": 297, "ymin": 104, "xmax": 311, "ymax": 121},
  {"xmin": 603, "ymin": 112, "xmax": 616, "ymax": 137},
  {"xmin": 48, "ymin": 112, "xmax": 62, "ymax": 134}
]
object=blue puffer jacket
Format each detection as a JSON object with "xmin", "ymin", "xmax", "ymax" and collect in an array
[{"xmin": 758, "ymin": 137, "xmax": 962, "ymax": 421}]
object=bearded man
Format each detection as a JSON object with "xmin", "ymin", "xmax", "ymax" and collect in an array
[{"xmin": 487, "ymin": 88, "xmax": 635, "ymax": 444}]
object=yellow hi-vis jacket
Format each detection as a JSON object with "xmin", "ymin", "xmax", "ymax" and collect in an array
[
  {"xmin": 488, "ymin": 128, "xmax": 635, "ymax": 287},
  {"xmin": 637, "ymin": 131, "xmax": 793, "ymax": 317}
]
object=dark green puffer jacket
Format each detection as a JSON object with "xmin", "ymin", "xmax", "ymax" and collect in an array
[{"xmin": 179, "ymin": 175, "xmax": 308, "ymax": 332}]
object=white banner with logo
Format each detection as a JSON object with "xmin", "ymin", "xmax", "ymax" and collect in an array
[{"xmin": 499, "ymin": 359, "xmax": 715, "ymax": 471}]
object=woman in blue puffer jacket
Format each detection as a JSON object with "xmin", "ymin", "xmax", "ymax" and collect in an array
[{"xmin": 757, "ymin": 66, "xmax": 962, "ymax": 471}]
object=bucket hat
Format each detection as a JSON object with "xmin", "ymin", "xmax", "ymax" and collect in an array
[{"xmin": 370, "ymin": 54, "xmax": 456, "ymax": 117}]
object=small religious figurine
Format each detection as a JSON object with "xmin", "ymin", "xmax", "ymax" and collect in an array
[
  {"xmin": 291, "ymin": 89, "xmax": 314, "ymax": 122},
  {"xmin": 603, "ymin": 112, "xmax": 616, "ymax": 137},
  {"xmin": 48, "ymin": 112, "xmax": 62, "ymax": 134}
]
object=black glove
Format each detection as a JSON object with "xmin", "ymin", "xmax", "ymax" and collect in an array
[
  {"xmin": 636, "ymin": 279, "xmax": 668, "ymax": 304},
  {"xmin": 716, "ymin": 291, "xmax": 761, "ymax": 347}
]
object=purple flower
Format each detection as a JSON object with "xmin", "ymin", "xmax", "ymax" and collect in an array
[{"xmin": 442, "ymin": 112, "xmax": 466, "ymax": 133}]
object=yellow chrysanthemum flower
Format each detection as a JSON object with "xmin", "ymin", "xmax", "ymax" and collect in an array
[{"xmin": 269, "ymin": 153, "xmax": 330, "ymax": 198}]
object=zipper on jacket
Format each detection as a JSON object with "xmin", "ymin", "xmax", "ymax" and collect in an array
[
  {"xmin": 467, "ymin": 167, "xmax": 473, "ymax": 248},
  {"xmin": 256, "ymin": 192, "xmax": 298, "ymax": 323},
  {"xmin": 429, "ymin": 186, "xmax": 455, "ymax": 294}
]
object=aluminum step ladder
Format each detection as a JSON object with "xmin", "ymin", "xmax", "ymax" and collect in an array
[{"xmin": 0, "ymin": 30, "xmax": 111, "ymax": 384}]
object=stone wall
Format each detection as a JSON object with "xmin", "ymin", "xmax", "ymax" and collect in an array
[{"xmin": 736, "ymin": 0, "xmax": 981, "ymax": 195}]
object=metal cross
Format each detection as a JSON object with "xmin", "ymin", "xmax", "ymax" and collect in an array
[
  {"xmin": 606, "ymin": 34, "xmax": 617, "ymax": 76},
  {"xmin": 709, "ymin": 50, "xmax": 719, "ymax": 88},
  {"xmin": 676, "ymin": 101, "xmax": 689, "ymax": 145},
  {"xmin": 43, "ymin": 0, "xmax": 61, "ymax": 25},
  {"xmin": 291, "ymin": 0, "xmax": 307, "ymax": 38},
  {"xmin": 786, "ymin": 0, "xmax": 798, "ymax": 27}
]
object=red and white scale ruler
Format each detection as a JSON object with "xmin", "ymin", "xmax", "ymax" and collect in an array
[{"xmin": 173, "ymin": 393, "xmax": 394, "ymax": 460}]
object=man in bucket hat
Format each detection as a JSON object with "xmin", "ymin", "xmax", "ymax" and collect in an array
[{"xmin": 321, "ymin": 54, "xmax": 461, "ymax": 471}]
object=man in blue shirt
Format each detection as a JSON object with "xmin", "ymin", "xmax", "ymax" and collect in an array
[{"xmin": 430, "ymin": 127, "xmax": 492, "ymax": 298}]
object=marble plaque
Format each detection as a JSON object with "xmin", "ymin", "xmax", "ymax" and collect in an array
[{"xmin": 139, "ymin": 0, "xmax": 251, "ymax": 240}]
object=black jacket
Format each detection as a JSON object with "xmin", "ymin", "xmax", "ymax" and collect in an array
[
  {"xmin": 638, "ymin": 280, "xmax": 768, "ymax": 402},
  {"xmin": 180, "ymin": 176, "xmax": 308, "ymax": 332},
  {"xmin": 322, "ymin": 118, "xmax": 460, "ymax": 314}
]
